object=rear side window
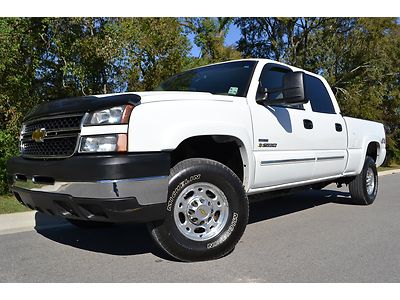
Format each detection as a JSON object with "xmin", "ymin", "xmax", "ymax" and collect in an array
[{"xmin": 304, "ymin": 74, "xmax": 336, "ymax": 114}]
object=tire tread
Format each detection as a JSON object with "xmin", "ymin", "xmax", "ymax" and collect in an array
[{"xmin": 349, "ymin": 156, "xmax": 377, "ymax": 205}]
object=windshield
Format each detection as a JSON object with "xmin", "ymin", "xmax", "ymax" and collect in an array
[{"xmin": 155, "ymin": 60, "xmax": 257, "ymax": 97}]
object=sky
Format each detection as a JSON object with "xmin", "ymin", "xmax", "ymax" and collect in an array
[{"xmin": 188, "ymin": 23, "xmax": 241, "ymax": 57}]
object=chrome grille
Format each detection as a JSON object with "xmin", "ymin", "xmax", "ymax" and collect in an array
[{"xmin": 20, "ymin": 114, "xmax": 84, "ymax": 159}]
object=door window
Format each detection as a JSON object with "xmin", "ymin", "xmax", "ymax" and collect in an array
[{"xmin": 304, "ymin": 74, "xmax": 336, "ymax": 114}]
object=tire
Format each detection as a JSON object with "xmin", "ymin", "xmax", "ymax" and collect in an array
[
  {"xmin": 67, "ymin": 218, "xmax": 113, "ymax": 228},
  {"xmin": 148, "ymin": 158, "xmax": 249, "ymax": 262},
  {"xmin": 349, "ymin": 156, "xmax": 378, "ymax": 205}
]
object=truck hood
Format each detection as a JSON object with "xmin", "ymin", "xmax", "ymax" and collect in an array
[
  {"xmin": 24, "ymin": 91, "xmax": 236, "ymax": 121},
  {"xmin": 128, "ymin": 91, "xmax": 236, "ymax": 104}
]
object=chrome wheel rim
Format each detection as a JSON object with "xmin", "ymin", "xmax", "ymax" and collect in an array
[
  {"xmin": 366, "ymin": 167, "xmax": 375, "ymax": 195},
  {"xmin": 173, "ymin": 182, "xmax": 229, "ymax": 241}
]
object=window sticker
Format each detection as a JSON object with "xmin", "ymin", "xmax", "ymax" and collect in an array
[{"xmin": 228, "ymin": 87, "xmax": 239, "ymax": 95}]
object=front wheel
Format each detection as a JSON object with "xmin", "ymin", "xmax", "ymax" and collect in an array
[
  {"xmin": 349, "ymin": 156, "xmax": 378, "ymax": 205},
  {"xmin": 148, "ymin": 158, "xmax": 249, "ymax": 262}
]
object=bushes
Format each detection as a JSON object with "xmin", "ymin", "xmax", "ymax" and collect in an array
[
  {"xmin": 384, "ymin": 131, "xmax": 400, "ymax": 166},
  {"xmin": 0, "ymin": 130, "xmax": 18, "ymax": 194}
]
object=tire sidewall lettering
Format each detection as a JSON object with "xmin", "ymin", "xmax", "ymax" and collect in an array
[
  {"xmin": 166, "ymin": 173, "xmax": 201, "ymax": 212},
  {"xmin": 207, "ymin": 212, "xmax": 238, "ymax": 249}
]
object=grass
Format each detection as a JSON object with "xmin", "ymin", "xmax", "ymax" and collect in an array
[
  {"xmin": 0, "ymin": 194, "xmax": 30, "ymax": 214},
  {"xmin": 378, "ymin": 163, "xmax": 400, "ymax": 172}
]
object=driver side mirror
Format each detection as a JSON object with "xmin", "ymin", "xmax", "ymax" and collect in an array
[{"xmin": 256, "ymin": 71, "xmax": 308, "ymax": 106}]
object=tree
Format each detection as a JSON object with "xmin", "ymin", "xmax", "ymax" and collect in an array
[
  {"xmin": 34, "ymin": 17, "xmax": 120, "ymax": 99},
  {"xmin": 181, "ymin": 17, "xmax": 241, "ymax": 65},
  {"xmin": 110, "ymin": 17, "xmax": 191, "ymax": 91},
  {"xmin": 0, "ymin": 18, "xmax": 49, "ymax": 193}
]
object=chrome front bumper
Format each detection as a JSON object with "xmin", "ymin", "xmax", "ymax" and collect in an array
[{"xmin": 12, "ymin": 175, "xmax": 168, "ymax": 206}]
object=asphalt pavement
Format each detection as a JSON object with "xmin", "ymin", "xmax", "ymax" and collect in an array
[{"xmin": 0, "ymin": 173, "xmax": 399, "ymax": 282}]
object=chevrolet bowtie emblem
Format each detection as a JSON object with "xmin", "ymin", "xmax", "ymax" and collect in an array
[{"xmin": 32, "ymin": 128, "xmax": 47, "ymax": 143}]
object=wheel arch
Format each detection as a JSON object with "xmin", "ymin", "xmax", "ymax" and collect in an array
[
  {"xmin": 366, "ymin": 141, "xmax": 380, "ymax": 163},
  {"xmin": 169, "ymin": 134, "xmax": 253, "ymax": 191},
  {"xmin": 354, "ymin": 140, "xmax": 383, "ymax": 175}
]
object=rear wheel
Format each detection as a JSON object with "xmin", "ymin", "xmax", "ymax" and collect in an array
[
  {"xmin": 148, "ymin": 158, "xmax": 249, "ymax": 262},
  {"xmin": 349, "ymin": 156, "xmax": 378, "ymax": 205}
]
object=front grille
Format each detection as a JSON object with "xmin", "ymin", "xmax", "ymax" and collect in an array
[
  {"xmin": 21, "ymin": 114, "xmax": 84, "ymax": 159},
  {"xmin": 24, "ymin": 115, "xmax": 83, "ymax": 134}
]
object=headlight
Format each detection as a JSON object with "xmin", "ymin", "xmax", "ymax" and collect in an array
[
  {"xmin": 84, "ymin": 105, "xmax": 134, "ymax": 125},
  {"xmin": 79, "ymin": 134, "xmax": 127, "ymax": 153},
  {"xmin": 19, "ymin": 124, "xmax": 26, "ymax": 152}
]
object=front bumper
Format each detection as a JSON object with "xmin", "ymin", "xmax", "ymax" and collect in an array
[{"xmin": 7, "ymin": 153, "xmax": 170, "ymax": 223}]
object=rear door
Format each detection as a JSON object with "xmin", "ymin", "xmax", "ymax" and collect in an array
[{"xmin": 302, "ymin": 74, "xmax": 348, "ymax": 179}]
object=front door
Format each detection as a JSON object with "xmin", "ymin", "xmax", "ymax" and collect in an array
[{"xmin": 251, "ymin": 64, "xmax": 316, "ymax": 189}]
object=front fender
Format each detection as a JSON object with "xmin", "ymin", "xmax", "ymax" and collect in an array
[{"xmin": 128, "ymin": 100, "xmax": 255, "ymax": 189}]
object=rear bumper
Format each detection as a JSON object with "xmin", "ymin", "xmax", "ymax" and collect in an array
[{"xmin": 7, "ymin": 153, "xmax": 170, "ymax": 223}]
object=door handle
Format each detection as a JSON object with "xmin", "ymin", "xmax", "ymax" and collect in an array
[
  {"xmin": 335, "ymin": 123, "xmax": 343, "ymax": 132},
  {"xmin": 303, "ymin": 119, "xmax": 313, "ymax": 129}
]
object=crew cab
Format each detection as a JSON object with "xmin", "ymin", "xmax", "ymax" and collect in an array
[{"xmin": 7, "ymin": 59, "xmax": 386, "ymax": 261}]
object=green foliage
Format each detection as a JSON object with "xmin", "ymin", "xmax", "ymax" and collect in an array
[
  {"xmin": 0, "ymin": 130, "xmax": 18, "ymax": 194},
  {"xmin": 0, "ymin": 18, "xmax": 46, "ymax": 193},
  {"xmin": 181, "ymin": 17, "xmax": 242, "ymax": 63},
  {"xmin": 114, "ymin": 17, "xmax": 192, "ymax": 91}
]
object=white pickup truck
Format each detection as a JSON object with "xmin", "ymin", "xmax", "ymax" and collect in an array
[{"xmin": 7, "ymin": 59, "xmax": 386, "ymax": 261}]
